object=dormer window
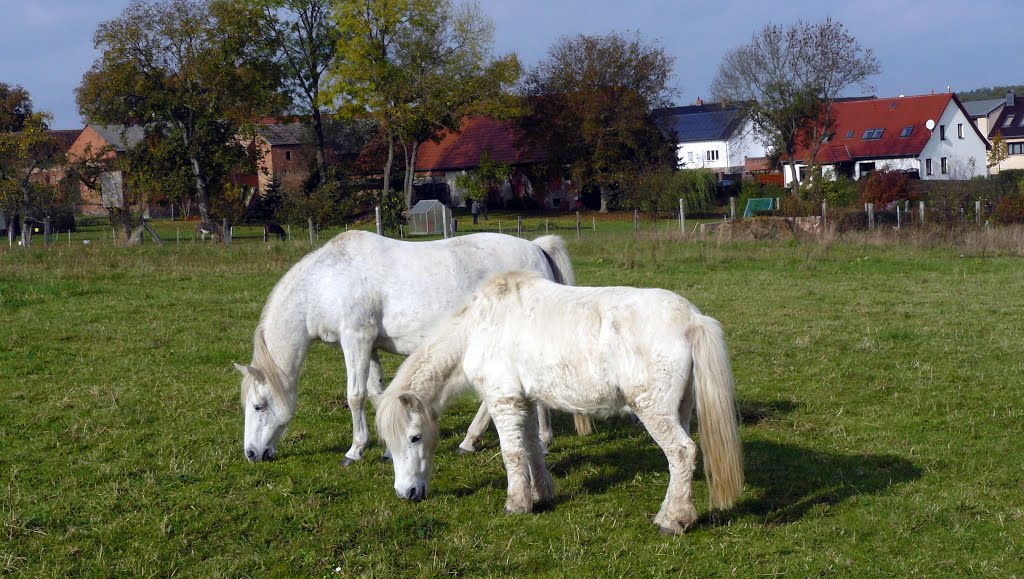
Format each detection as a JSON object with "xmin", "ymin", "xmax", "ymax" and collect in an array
[
  {"xmin": 845, "ymin": 130, "xmax": 854, "ymax": 139},
  {"xmin": 899, "ymin": 126, "xmax": 913, "ymax": 138},
  {"xmin": 1004, "ymin": 115, "xmax": 1016, "ymax": 128},
  {"xmin": 862, "ymin": 128, "xmax": 884, "ymax": 140},
  {"xmin": 822, "ymin": 132, "xmax": 835, "ymax": 143}
]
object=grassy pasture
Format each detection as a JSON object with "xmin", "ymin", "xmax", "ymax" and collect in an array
[{"xmin": 2, "ymin": 224, "xmax": 1024, "ymax": 576}]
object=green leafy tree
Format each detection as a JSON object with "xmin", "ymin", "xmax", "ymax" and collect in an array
[
  {"xmin": 0, "ymin": 84, "xmax": 63, "ymax": 244},
  {"xmin": 330, "ymin": 0, "xmax": 519, "ymax": 211},
  {"xmin": 988, "ymin": 131, "xmax": 1009, "ymax": 172},
  {"xmin": 712, "ymin": 18, "xmax": 880, "ymax": 194},
  {"xmin": 248, "ymin": 0, "xmax": 339, "ymax": 183},
  {"xmin": 76, "ymin": 0, "xmax": 285, "ymax": 223},
  {"xmin": 518, "ymin": 31, "xmax": 676, "ymax": 212},
  {"xmin": 454, "ymin": 150, "xmax": 510, "ymax": 204}
]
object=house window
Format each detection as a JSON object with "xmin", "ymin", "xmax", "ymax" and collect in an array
[
  {"xmin": 687, "ymin": 151, "xmax": 694, "ymax": 162},
  {"xmin": 822, "ymin": 132, "xmax": 834, "ymax": 143},
  {"xmin": 957, "ymin": 123, "xmax": 964, "ymax": 138},
  {"xmin": 859, "ymin": 162, "xmax": 876, "ymax": 177},
  {"xmin": 862, "ymin": 128, "xmax": 883, "ymax": 140},
  {"xmin": 285, "ymin": 151, "xmax": 292, "ymax": 160},
  {"xmin": 899, "ymin": 126, "xmax": 913, "ymax": 138},
  {"xmin": 1008, "ymin": 143, "xmax": 1024, "ymax": 155},
  {"xmin": 925, "ymin": 158, "xmax": 933, "ymax": 175},
  {"xmin": 939, "ymin": 125, "xmax": 946, "ymax": 140},
  {"xmin": 1004, "ymin": 115, "xmax": 1015, "ymax": 128},
  {"xmin": 941, "ymin": 157, "xmax": 948, "ymax": 174},
  {"xmin": 845, "ymin": 130, "xmax": 854, "ymax": 139},
  {"xmin": 707, "ymin": 150, "xmax": 719, "ymax": 161}
]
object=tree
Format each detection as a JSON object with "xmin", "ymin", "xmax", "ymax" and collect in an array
[
  {"xmin": 0, "ymin": 84, "xmax": 63, "ymax": 245},
  {"xmin": 711, "ymin": 18, "xmax": 880, "ymax": 194},
  {"xmin": 989, "ymin": 131, "xmax": 1009, "ymax": 172},
  {"xmin": 518, "ymin": 31, "xmax": 676, "ymax": 212},
  {"xmin": 76, "ymin": 0, "xmax": 285, "ymax": 223},
  {"xmin": 330, "ymin": 0, "xmax": 519, "ymax": 211},
  {"xmin": 250, "ymin": 0, "xmax": 339, "ymax": 184},
  {"xmin": 454, "ymin": 150, "xmax": 510, "ymax": 204}
]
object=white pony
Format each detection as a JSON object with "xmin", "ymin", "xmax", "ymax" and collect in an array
[
  {"xmin": 377, "ymin": 271, "xmax": 744, "ymax": 535},
  {"xmin": 235, "ymin": 231, "xmax": 589, "ymax": 464}
]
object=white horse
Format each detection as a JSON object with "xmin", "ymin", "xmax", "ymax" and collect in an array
[
  {"xmin": 235, "ymin": 231, "xmax": 590, "ymax": 465},
  {"xmin": 377, "ymin": 271, "xmax": 744, "ymax": 535}
]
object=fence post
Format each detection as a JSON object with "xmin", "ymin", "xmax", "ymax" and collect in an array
[
  {"xmin": 308, "ymin": 218, "xmax": 315, "ymax": 245},
  {"xmin": 975, "ymin": 200, "xmax": 981, "ymax": 226},
  {"xmin": 821, "ymin": 200, "xmax": 827, "ymax": 232},
  {"xmin": 517, "ymin": 216, "xmax": 522, "ymax": 237},
  {"xmin": 498, "ymin": 221, "xmax": 502, "ymax": 234},
  {"xmin": 545, "ymin": 219, "xmax": 549, "ymax": 233},
  {"xmin": 442, "ymin": 209, "xmax": 449, "ymax": 239},
  {"xmin": 223, "ymin": 218, "xmax": 230, "ymax": 245},
  {"xmin": 177, "ymin": 228, "xmax": 180, "ymax": 244},
  {"xmin": 43, "ymin": 217, "xmax": 52, "ymax": 246},
  {"xmin": 592, "ymin": 216, "xmax": 596, "ymax": 231},
  {"xmin": 897, "ymin": 206, "xmax": 901, "ymax": 229},
  {"xmin": 375, "ymin": 206, "xmax": 383, "ymax": 235},
  {"xmin": 867, "ymin": 203, "xmax": 874, "ymax": 229},
  {"xmin": 633, "ymin": 209, "xmax": 639, "ymax": 237},
  {"xmin": 679, "ymin": 198, "xmax": 686, "ymax": 235},
  {"xmin": 576, "ymin": 211, "xmax": 581, "ymax": 240},
  {"xmin": 730, "ymin": 197, "xmax": 736, "ymax": 220},
  {"xmin": 919, "ymin": 201, "xmax": 925, "ymax": 225}
]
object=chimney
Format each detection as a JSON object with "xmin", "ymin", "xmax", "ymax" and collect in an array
[
  {"xmin": 1008, "ymin": 91, "xmax": 1016, "ymax": 107},
  {"xmin": 695, "ymin": 97, "xmax": 703, "ymax": 106}
]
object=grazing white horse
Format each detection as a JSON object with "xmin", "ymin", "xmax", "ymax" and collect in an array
[
  {"xmin": 235, "ymin": 231, "xmax": 587, "ymax": 465},
  {"xmin": 377, "ymin": 271, "xmax": 744, "ymax": 535}
]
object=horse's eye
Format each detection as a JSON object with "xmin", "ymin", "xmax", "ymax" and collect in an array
[
  {"xmin": 410, "ymin": 435, "xmax": 422, "ymax": 444},
  {"xmin": 253, "ymin": 402, "xmax": 266, "ymax": 412}
]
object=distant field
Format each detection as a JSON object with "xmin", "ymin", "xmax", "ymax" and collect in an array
[{"xmin": 2, "ymin": 225, "xmax": 1023, "ymax": 575}]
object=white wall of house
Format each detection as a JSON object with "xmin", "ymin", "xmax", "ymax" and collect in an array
[
  {"xmin": 918, "ymin": 102, "xmax": 988, "ymax": 179},
  {"xmin": 676, "ymin": 119, "xmax": 767, "ymax": 172}
]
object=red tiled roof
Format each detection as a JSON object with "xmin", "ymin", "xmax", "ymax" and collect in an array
[
  {"xmin": 416, "ymin": 117, "xmax": 539, "ymax": 172},
  {"xmin": 793, "ymin": 93, "xmax": 970, "ymax": 163}
]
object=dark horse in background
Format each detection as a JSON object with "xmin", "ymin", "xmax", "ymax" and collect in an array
[{"xmin": 264, "ymin": 222, "xmax": 287, "ymax": 241}]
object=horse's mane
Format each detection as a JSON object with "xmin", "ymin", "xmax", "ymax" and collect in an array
[
  {"xmin": 242, "ymin": 326, "xmax": 294, "ymax": 416},
  {"xmin": 376, "ymin": 389, "xmax": 439, "ymax": 451}
]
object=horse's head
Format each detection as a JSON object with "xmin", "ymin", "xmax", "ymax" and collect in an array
[
  {"xmin": 236, "ymin": 361, "xmax": 293, "ymax": 462},
  {"xmin": 377, "ymin": 391, "xmax": 439, "ymax": 501}
]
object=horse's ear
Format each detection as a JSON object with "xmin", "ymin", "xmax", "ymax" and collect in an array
[
  {"xmin": 234, "ymin": 363, "xmax": 266, "ymax": 383},
  {"xmin": 398, "ymin": 393, "xmax": 417, "ymax": 410}
]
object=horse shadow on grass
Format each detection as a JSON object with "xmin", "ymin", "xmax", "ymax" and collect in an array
[{"xmin": 450, "ymin": 398, "xmax": 922, "ymax": 528}]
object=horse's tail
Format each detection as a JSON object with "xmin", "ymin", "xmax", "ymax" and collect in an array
[
  {"xmin": 531, "ymin": 234, "xmax": 592, "ymax": 435},
  {"xmin": 686, "ymin": 313, "xmax": 743, "ymax": 510},
  {"xmin": 531, "ymin": 235, "xmax": 576, "ymax": 287}
]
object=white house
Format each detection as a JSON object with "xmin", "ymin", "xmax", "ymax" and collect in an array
[
  {"xmin": 784, "ymin": 93, "xmax": 989, "ymax": 186},
  {"xmin": 652, "ymin": 101, "xmax": 768, "ymax": 175}
]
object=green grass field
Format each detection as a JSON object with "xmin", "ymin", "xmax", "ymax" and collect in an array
[{"xmin": 2, "ymin": 222, "xmax": 1023, "ymax": 576}]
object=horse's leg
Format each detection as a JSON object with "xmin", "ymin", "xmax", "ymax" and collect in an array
[
  {"xmin": 537, "ymin": 403, "xmax": 553, "ymax": 453},
  {"xmin": 679, "ymin": 374, "xmax": 696, "ymax": 437},
  {"xmin": 339, "ymin": 336, "xmax": 373, "ymax": 466},
  {"xmin": 488, "ymin": 395, "xmax": 533, "ymax": 514},
  {"xmin": 631, "ymin": 401, "xmax": 699, "ymax": 535},
  {"xmin": 524, "ymin": 403, "xmax": 555, "ymax": 506},
  {"xmin": 366, "ymin": 350, "xmax": 391, "ymax": 462},
  {"xmin": 457, "ymin": 403, "xmax": 491, "ymax": 454}
]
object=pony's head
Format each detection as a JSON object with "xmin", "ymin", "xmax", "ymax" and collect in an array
[
  {"xmin": 236, "ymin": 329, "xmax": 295, "ymax": 462},
  {"xmin": 376, "ymin": 390, "xmax": 439, "ymax": 501}
]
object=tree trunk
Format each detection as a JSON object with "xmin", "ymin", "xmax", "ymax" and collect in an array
[
  {"xmin": 312, "ymin": 106, "xmax": 326, "ymax": 185},
  {"xmin": 190, "ymin": 154, "xmax": 211, "ymax": 223},
  {"xmin": 382, "ymin": 133, "xmax": 394, "ymax": 201},
  {"xmin": 403, "ymin": 141, "xmax": 420, "ymax": 210},
  {"xmin": 599, "ymin": 185, "xmax": 609, "ymax": 213}
]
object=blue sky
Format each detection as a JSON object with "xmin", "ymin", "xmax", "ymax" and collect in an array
[{"xmin": 2, "ymin": 0, "xmax": 1020, "ymax": 129}]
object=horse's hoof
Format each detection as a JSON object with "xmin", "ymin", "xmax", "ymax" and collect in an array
[
  {"xmin": 340, "ymin": 457, "xmax": 358, "ymax": 467},
  {"xmin": 455, "ymin": 446, "xmax": 473, "ymax": 455}
]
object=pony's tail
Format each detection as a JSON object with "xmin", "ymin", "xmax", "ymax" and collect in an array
[
  {"xmin": 686, "ymin": 314, "xmax": 743, "ymax": 510},
  {"xmin": 531, "ymin": 235, "xmax": 576, "ymax": 287},
  {"xmin": 532, "ymin": 235, "xmax": 592, "ymax": 436}
]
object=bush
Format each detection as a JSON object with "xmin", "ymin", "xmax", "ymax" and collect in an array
[
  {"xmin": 860, "ymin": 168, "xmax": 917, "ymax": 208},
  {"xmin": 994, "ymin": 194, "xmax": 1024, "ymax": 224}
]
